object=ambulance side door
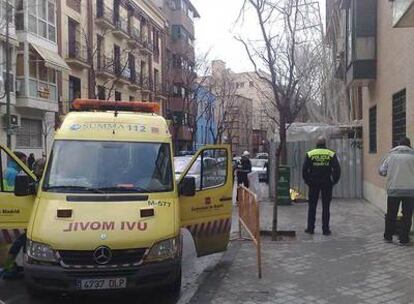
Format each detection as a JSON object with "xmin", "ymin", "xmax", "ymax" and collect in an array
[
  {"xmin": 179, "ymin": 145, "xmax": 233, "ymax": 257},
  {"xmin": 0, "ymin": 144, "xmax": 37, "ymax": 230}
]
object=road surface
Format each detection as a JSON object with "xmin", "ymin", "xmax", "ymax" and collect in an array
[{"xmin": 0, "ymin": 230, "xmax": 222, "ymax": 304}]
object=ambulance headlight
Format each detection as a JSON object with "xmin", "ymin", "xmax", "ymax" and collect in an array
[
  {"xmin": 145, "ymin": 237, "xmax": 180, "ymax": 262},
  {"xmin": 27, "ymin": 240, "xmax": 57, "ymax": 263}
]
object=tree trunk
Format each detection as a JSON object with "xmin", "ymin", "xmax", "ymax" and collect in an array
[
  {"xmin": 279, "ymin": 115, "xmax": 288, "ymax": 165},
  {"xmin": 271, "ymin": 115, "xmax": 287, "ymax": 241}
]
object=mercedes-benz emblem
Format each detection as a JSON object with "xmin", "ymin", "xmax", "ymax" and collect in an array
[{"xmin": 93, "ymin": 246, "xmax": 112, "ymax": 265}]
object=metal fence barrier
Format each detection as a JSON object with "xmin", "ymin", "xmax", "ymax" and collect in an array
[{"xmin": 237, "ymin": 186, "xmax": 262, "ymax": 279}]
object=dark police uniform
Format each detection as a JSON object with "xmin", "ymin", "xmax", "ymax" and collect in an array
[
  {"xmin": 302, "ymin": 145, "xmax": 341, "ymax": 234},
  {"xmin": 237, "ymin": 157, "xmax": 252, "ymax": 188}
]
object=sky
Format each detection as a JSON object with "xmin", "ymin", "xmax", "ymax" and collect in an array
[{"xmin": 191, "ymin": 0, "xmax": 326, "ymax": 73}]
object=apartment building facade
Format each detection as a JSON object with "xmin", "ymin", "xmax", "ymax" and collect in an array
[
  {"xmin": 211, "ymin": 60, "xmax": 271, "ymax": 154},
  {"xmin": 326, "ymin": 0, "xmax": 414, "ymax": 211},
  {"xmin": 224, "ymin": 94, "xmax": 253, "ymax": 155},
  {"xmin": 154, "ymin": 0, "xmax": 199, "ymax": 152},
  {"xmin": 60, "ymin": 0, "xmax": 167, "ymax": 116},
  {"xmin": 0, "ymin": 0, "xmax": 68, "ymax": 157}
]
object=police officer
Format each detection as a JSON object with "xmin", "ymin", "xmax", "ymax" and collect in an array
[{"xmin": 302, "ymin": 137, "xmax": 341, "ymax": 235}]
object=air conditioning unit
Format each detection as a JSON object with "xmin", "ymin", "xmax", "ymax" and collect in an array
[{"xmin": 3, "ymin": 114, "xmax": 20, "ymax": 128}]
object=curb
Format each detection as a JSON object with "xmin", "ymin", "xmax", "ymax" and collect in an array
[{"xmin": 187, "ymin": 240, "xmax": 242, "ymax": 304}]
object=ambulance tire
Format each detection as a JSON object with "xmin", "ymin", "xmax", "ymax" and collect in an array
[{"xmin": 165, "ymin": 268, "xmax": 182, "ymax": 299}]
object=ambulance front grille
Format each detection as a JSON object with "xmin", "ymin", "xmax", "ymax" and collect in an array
[{"xmin": 58, "ymin": 248, "xmax": 147, "ymax": 267}]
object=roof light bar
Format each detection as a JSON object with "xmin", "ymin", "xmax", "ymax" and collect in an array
[{"xmin": 72, "ymin": 99, "xmax": 160, "ymax": 114}]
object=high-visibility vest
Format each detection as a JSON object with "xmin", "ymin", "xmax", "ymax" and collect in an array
[{"xmin": 307, "ymin": 148, "xmax": 335, "ymax": 167}]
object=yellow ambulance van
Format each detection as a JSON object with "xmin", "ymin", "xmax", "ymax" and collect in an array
[{"xmin": 0, "ymin": 99, "xmax": 233, "ymax": 296}]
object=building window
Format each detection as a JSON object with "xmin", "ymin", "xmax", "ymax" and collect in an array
[
  {"xmin": 97, "ymin": 85, "xmax": 105, "ymax": 100},
  {"xmin": 129, "ymin": 96, "xmax": 135, "ymax": 101},
  {"xmin": 114, "ymin": 44, "xmax": 121, "ymax": 75},
  {"xmin": 28, "ymin": 51, "xmax": 57, "ymax": 100},
  {"xmin": 66, "ymin": 0, "xmax": 81, "ymax": 13},
  {"xmin": 128, "ymin": 53, "xmax": 136, "ymax": 82},
  {"xmin": 68, "ymin": 76, "xmax": 81, "ymax": 102},
  {"xmin": 154, "ymin": 68, "xmax": 159, "ymax": 90},
  {"xmin": 28, "ymin": 0, "xmax": 56, "ymax": 42},
  {"xmin": 369, "ymin": 106, "xmax": 377, "ymax": 153},
  {"xmin": 392, "ymin": 89, "xmax": 406, "ymax": 147},
  {"xmin": 15, "ymin": 0, "xmax": 24, "ymax": 30},
  {"xmin": 171, "ymin": 25, "xmax": 189, "ymax": 41},
  {"xmin": 16, "ymin": 119, "xmax": 42, "ymax": 148},
  {"xmin": 153, "ymin": 30, "xmax": 160, "ymax": 62},
  {"xmin": 115, "ymin": 91, "xmax": 121, "ymax": 101}
]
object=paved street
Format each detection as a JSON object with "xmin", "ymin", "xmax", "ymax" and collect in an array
[
  {"xmin": 191, "ymin": 200, "xmax": 414, "ymax": 304},
  {"xmin": 0, "ymin": 230, "xmax": 221, "ymax": 304}
]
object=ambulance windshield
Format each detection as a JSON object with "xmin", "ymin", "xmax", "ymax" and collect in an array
[{"xmin": 43, "ymin": 141, "xmax": 173, "ymax": 193}]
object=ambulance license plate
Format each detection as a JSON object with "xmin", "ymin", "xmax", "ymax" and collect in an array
[{"xmin": 77, "ymin": 278, "xmax": 127, "ymax": 290}]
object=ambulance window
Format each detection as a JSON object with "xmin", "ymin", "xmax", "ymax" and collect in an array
[
  {"xmin": 0, "ymin": 150, "xmax": 28, "ymax": 193},
  {"xmin": 200, "ymin": 149, "xmax": 227, "ymax": 190},
  {"xmin": 43, "ymin": 141, "xmax": 173, "ymax": 193}
]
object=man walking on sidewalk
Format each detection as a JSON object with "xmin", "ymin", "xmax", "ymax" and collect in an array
[
  {"xmin": 302, "ymin": 137, "xmax": 341, "ymax": 235},
  {"xmin": 379, "ymin": 137, "xmax": 414, "ymax": 245}
]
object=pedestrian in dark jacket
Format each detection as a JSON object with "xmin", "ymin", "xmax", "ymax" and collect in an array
[
  {"xmin": 379, "ymin": 137, "xmax": 414, "ymax": 245},
  {"xmin": 27, "ymin": 153, "xmax": 35, "ymax": 170},
  {"xmin": 302, "ymin": 137, "xmax": 341, "ymax": 235},
  {"xmin": 237, "ymin": 151, "xmax": 252, "ymax": 188}
]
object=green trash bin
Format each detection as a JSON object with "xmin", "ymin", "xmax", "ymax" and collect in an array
[{"xmin": 277, "ymin": 166, "xmax": 291, "ymax": 206}]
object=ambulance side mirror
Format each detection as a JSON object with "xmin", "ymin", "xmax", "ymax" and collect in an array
[
  {"xmin": 14, "ymin": 174, "xmax": 36, "ymax": 197},
  {"xmin": 179, "ymin": 176, "xmax": 196, "ymax": 197}
]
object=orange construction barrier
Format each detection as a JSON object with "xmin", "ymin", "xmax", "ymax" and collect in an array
[{"xmin": 237, "ymin": 185, "xmax": 262, "ymax": 279}]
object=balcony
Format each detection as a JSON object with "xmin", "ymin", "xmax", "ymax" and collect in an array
[
  {"xmin": 140, "ymin": 40, "xmax": 154, "ymax": 55},
  {"xmin": 345, "ymin": 0, "xmax": 377, "ymax": 87},
  {"xmin": 115, "ymin": 67, "xmax": 131, "ymax": 85},
  {"xmin": 392, "ymin": 0, "xmax": 414, "ymax": 27},
  {"xmin": 96, "ymin": 5, "xmax": 115, "ymax": 30},
  {"xmin": 113, "ymin": 19, "xmax": 129, "ymax": 40},
  {"xmin": 155, "ymin": 83, "xmax": 167, "ymax": 100},
  {"xmin": 128, "ymin": 73, "xmax": 141, "ymax": 90},
  {"xmin": 171, "ymin": 39, "xmax": 195, "ymax": 62},
  {"xmin": 15, "ymin": 79, "xmax": 58, "ymax": 112},
  {"xmin": 140, "ymin": 76, "xmax": 152, "ymax": 93},
  {"xmin": 170, "ymin": 9, "xmax": 195, "ymax": 36},
  {"xmin": 96, "ymin": 56, "xmax": 114, "ymax": 79},
  {"xmin": 65, "ymin": 42, "xmax": 90, "ymax": 69},
  {"xmin": 128, "ymin": 27, "xmax": 142, "ymax": 47}
]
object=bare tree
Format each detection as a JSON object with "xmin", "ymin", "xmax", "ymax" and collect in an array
[
  {"xmin": 42, "ymin": 116, "xmax": 55, "ymax": 155},
  {"xmin": 80, "ymin": 27, "xmax": 138, "ymax": 102},
  {"xmin": 237, "ymin": 0, "xmax": 325, "ymax": 239},
  {"xmin": 203, "ymin": 68, "xmax": 245, "ymax": 153}
]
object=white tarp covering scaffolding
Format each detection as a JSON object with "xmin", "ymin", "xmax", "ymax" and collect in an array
[
  {"xmin": 269, "ymin": 123, "xmax": 363, "ymax": 199},
  {"xmin": 272, "ymin": 122, "xmax": 358, "ymax": 143}
]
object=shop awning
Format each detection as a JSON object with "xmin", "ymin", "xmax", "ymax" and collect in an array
[{"xmin": 31, "ymin": 43, "xmax": 71, "ymax": 72}]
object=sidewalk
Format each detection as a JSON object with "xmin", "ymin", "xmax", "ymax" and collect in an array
[{"xmin": 191, "ymin": 200, "xmax": 414, "ymax": 304}]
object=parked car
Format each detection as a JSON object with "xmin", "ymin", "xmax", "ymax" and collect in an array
[
  {"xmin": 251, "ymin": 158, "xmax": 268, "ymax": 182},
  {"xmin": 174, "ymin": 156, "xmax": 225, "ymax": 189},
  {"xmin": 255, "ymin": 153, "xmax": 269, "ymax": 159},
  {"xmin": 176, "ymin": 150, "xmax": 195, "ymax": 156}
]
